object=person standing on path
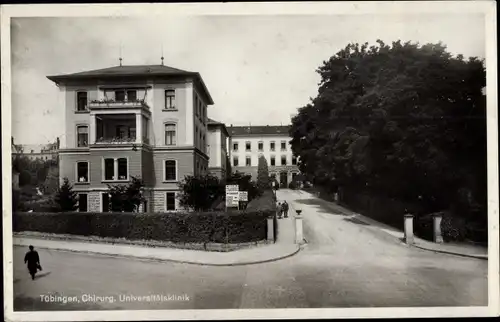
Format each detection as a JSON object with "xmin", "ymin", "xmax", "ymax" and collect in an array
[
  {"xmin": 24, "ymin": 245, "xmax": 42, "ymax": 280},
  {"xmin": 277, "ymin": 201, "xmax": 283, "ymax": 219},
  {"xmin": 282, "ymin": 201, "xmax": 289, "ymax": 218}
]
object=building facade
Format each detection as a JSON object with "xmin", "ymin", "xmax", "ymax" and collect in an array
[
  {"xmin": 228, "ymin": 125, "xmax": 300, "ymax": 187},
  {"xmin": 207, "ymin": 118, "xmax": 230, "ymax": 180},
  {"xmin": 47, "ymin": 64, "xmax": 213, "ymax": 212}
]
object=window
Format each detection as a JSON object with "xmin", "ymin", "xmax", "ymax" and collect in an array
[
  {"xmin": 77, "ymin": 126, "xmax": 88, "ymax": 147},
  {"xmin": 281, "ymin": 141, "xmax": 287, "ymax": 151},
  {"xmin": 104, "ymin": 158, "xmax": 114, "ymax": 180},
  {"xmin": 258, "ymin": 142, "xmax": 263, "ymax": 151},
  {"xmin": 126, "ymin": 90, "xmax": 137, "ymax": 101},
  {"xmin": 194, "ymin": 96, "xmax": 198, "ymax": 115},
  {"xmin": 233, "ymin": 142, "xmax": 239, "ymax": 151},
  {"xmin": 246, "ymin": 156, "xmax": 251, "ymax": 166},
  {"xmin": 103, "ymin": 158, "xmax": 128, "ymax": 181},
  {"xmin": 77, "ymin": 162, "xmax": 89, "ymax": 183},
  {"xmin": 165, "ymin": 90, "xmax": 175, "ymax": 109},
  {"xmin": 270, "ymin": 156, "xmax": 276, "ymax": 166},
  {"xmin": 166, "ymin": 192, "xmax": 176, "ymax": 211},
  {"xmin": 270, "ymin": 141, "xmax": 275, "ymax": 151},
  {"xmin": 165, "ymin": 160, "xmax": 177, "ymax": 181},
  {"xmin": 233, "ymin": 156, "xmax": 239, "ymax": 166},
  {"xmin": 165, "ymin": 124, "xmax": 176, "ymax": 146},
  {"xmin": 292, "ymin": 156, "xmax": 297, "ymax": 165},
  {"xmin": 143, "ymin": 200, "xmax": 148, "ymax": 213},
  {"xmin": 102, "ymin": 193, "xmax": 110, "ymax": 212},
  {"xmin": 78, "ymin": 194, "xmax": 88, "ymax": 212},
  {"xmin": 76, "ymin": 92, "xmax": 88, "ymax": 111},
  {"xmin": 117, "ymin": 158, "xmax": 128, "ymax": 180},
  {"xmin": 246, "ymin": 141, "xmax": 251, "ymax": 151},
  {"xmin": 115, "ymin": 90, "xmax": 125, "ymax": 102},
  {"xmin": 281, "ymin": 156, "xmax": 287, "ymax": 166}
]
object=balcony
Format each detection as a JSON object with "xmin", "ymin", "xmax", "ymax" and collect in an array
[{"xmin": 90, "ymin": 113, "xmax": 150, "ymax": 147}]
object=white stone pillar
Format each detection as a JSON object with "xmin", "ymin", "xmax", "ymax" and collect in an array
[
  {"xmin": 404, "ymin": 214, "xmax": 415, "ymax": 245},
  {"xmin": 114, "ymin": 159, "xmax": 118, "ymax": 180},
  {"xmin": 135, "ymin": 113, "xmax": 142, "ymax": 144},
  {"xmin": 295, "ymin": 210, "xmax": 304, "ymax": 244},
  {"xmin": 89, "ymin": 114, "xmax": 96, "ymax": 145},
  {"xmin": 433, "ymin": 213, "xmax": 444, "ymax": 243},
  {"xmin": 267, "ymin": 216, "xmax": 274, "ymax": 242}
]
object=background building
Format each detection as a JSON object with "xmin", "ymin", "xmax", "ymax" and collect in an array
[
  {"xmin": 11, "ymin": 137, "xmax": 59, "ymax": 161},
  {"xmin": 47, "ymin": 63, "xmax": 213, "ymax": 212},
  {"xmin": 207, "ymin": 118, "xmax": 230, "ymax": 179},
  {"xmin": 228, "ymin": 125, "xmax": 300, "ymax": 187}
]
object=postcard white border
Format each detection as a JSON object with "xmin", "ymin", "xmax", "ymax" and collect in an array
[{"xmin": 1, "ymin": 1, "xmax": 498, "ymax": 321}]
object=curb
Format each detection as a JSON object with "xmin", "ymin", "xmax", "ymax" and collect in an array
[
  {"xmin": 13, "ymin": 239, "xmax": 301, "ymax": 267},
  {"xmin": 412, "ymin": 244, "xmax": 488, "ymax": 261}
]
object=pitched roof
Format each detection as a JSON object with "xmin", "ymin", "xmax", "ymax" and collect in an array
[
  {"xmin": 229, "ymin": 125, "xmax": 291, "ymax": 137},
  {"xmin": 47, "ymin": 65, "xmax": 193, "ymax": 79},
  {"xmin": 47, "ymin": 64, "xmax": 214, "ymax": 104}
]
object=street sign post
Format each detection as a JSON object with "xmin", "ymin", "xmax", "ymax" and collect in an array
[
  {"xmin": 239, "ymin": 191, "xmax": 248, "ymax": 202},
  {"xmin": 225, "ymin": 185, "xmax": 240, "ymax": 210}
]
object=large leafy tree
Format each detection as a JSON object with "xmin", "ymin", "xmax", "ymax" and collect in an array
[{"xmin": 290, "ymin": 40, "xmax": 486, "ymax": 221}]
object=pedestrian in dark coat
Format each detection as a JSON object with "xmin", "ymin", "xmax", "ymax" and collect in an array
[
  {"xmin": 24, "ymin": 245, "xmax": 41, "ymax": 280},
  {"xmin": 282, "ymin": 201, "xmax": 289, "ymax": 218}
]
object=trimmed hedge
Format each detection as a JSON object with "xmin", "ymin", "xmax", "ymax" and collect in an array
[{"xmin": 13, "ymin": 210, "xmax": 274, "ymax": 244}]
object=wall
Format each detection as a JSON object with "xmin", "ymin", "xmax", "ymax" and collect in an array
[
  {"xmin": 152, "ymin": 149, "xmax": 195, "ymax": 189},
  {"xmin": 208, "ymin": 128, "xmax": 221, "ymax": 168},
  {"xmin": 63, "ymin": 84, "xmax": 98, "ymax": 149},
  {"xmin": 230, "ymin": 135, "xmax": 296, "ymax": 168},
  {"xmin": 150, "ymin": 81, "xmax": 191, "ymax": 147}
]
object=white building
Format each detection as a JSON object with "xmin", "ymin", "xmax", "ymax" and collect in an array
[
  {"xmin": 228, "ymin": 125, "xmax": 300, "ymax": 187},
  {"xmin": 207, "ymin": 118, "xmax": 230, "ymax": 179}
]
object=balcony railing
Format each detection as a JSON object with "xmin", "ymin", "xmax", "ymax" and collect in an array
[
  {"xmin": 95, "ymin": 136, "xmax": 137, "ymax": 144},
  {"xmin": 89, "ymin": 99, "xmax": 149, "ymax": 109}
]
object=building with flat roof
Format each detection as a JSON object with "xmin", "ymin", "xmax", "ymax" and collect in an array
[{"xmin": 228, "ymin": 125, "xmax": 300, "ymax": 188}]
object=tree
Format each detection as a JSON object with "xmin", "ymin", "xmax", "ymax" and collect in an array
[
  {"xmin": 226, "ymin": 171, "xmax": 261, "ymax": 202},
  {"xmin": 108, "ymin": 177, "xmax": 145, "ymax": 212},
  {"xmin": 290, "ymin": 40, "xmax": 486, "ymax": 222},
  {"xmin": 225, "ymin": 154, "xmax": 232, "ymax": 179},
  {"xmin": 19, "ymin": 170, "xmax": 32, "ymax": 187},
  {"xmin": 256, "ymin": 155, "xmax": 270, "ymax": 192},
  {"xmin": 54, "ymin": 178, "xmax": 78, "ymax": 212},
  {"xmin": 178, "ymin": 174, "xmax": 224, "ymax": 211},
  {"xmin": 42, "ymin": 165, "xmax": 59, "ymax": 195}
]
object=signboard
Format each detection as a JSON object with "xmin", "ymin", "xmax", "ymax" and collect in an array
[
  {"xmin": 239, "ymin": 191, "xmax": 248, "ymax": 202},
  {"xmin": 226, "ymin": 185, "xmax": 240, "ymax": 208}
]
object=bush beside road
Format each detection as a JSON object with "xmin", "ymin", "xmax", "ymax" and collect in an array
[{"xmin": 14, "ymin": 210, "xmax": 273, "ymax": 245}]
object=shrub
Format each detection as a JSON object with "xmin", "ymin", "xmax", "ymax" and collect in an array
[
  {"xmin": 54, "ymin": 178, "xmax": 77, "ymax": 212},
  {"xmin": 178, "ymin": 174, "xmax": 224, "ymax": 211},
  {"xmin": 13, "ymin": 210, "xmax": 273, "ymax": 244},
  {"xmin": 415, "ymin": 211, "xmax": 468, "ymax": 242},
  {"xmin": 226, "ymin": 171, "xmax": 261, "ymax": 202},
  {"xmin": 108, "ymin": 177, "xmax": 145, "ymax": 212},
  {"xmin": 257, "ymin": 156, "xmax": 270, "ymax": 192},
  {"xmin": 289, "ymin": 181, "xmax": 298, "ymax": 190},
  {"xmin": 246, "ymin": 189, "xmax": 276, "ymax": 212}
]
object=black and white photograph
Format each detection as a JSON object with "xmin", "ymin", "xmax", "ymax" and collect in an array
[{"xmin": 2, "ymin": 2, "xmax": 498, "ymax": 321}]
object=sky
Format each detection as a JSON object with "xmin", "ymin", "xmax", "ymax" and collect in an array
[{"xmin": 10, "ymin": 14, "xmax": 485, "ymax": 145}]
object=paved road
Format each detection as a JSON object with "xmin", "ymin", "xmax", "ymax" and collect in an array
[{"xmin": 13, "ymin": 189, "xmax": 487, "ymax": 310}]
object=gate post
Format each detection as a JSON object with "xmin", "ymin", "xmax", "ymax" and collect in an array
[
  {"xmin": 295, "ymin": 210, "xmax": 304, "ymax": 244},
  {"xmin": 267, "ymin": 216, "xmax": 274, "ymax": 242},
  {"xmin": 433, "ymin": 213, "xmax": 444, "ymax": 243},
  {"xmin": 404, "ymin": 214, "xmax": 415, "ymax": 245}
]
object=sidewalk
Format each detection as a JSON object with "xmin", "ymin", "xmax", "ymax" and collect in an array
[
  {"xmin": 296, "ymin": 189, "xmax": 488, "ymax": 260},
  {"xmin": 13, "ymin": 220, "xmax": 300, "ymax": 266}
]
